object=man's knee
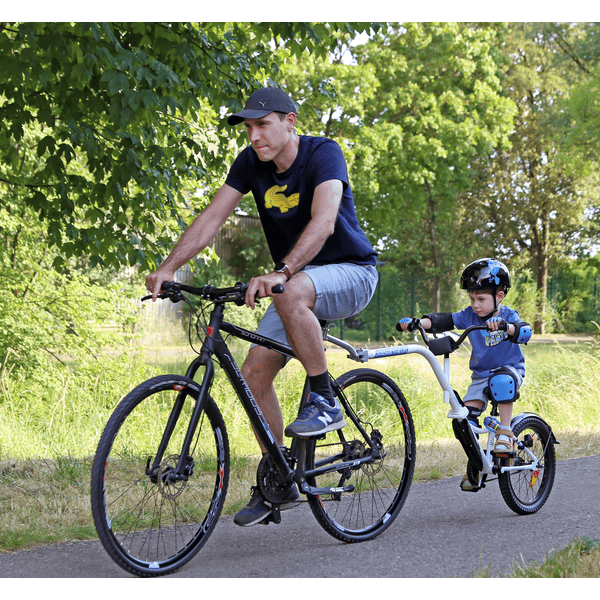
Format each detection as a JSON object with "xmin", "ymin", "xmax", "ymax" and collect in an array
[
  {"xmin": 242, "ymin": 347, "xmax": 284, "ymax": 384},
  {"xmin": 273, "ymin": 273, "xmax": 315, "ymax": 313}
]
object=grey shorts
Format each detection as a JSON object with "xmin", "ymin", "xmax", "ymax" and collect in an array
[
  {"xmin": 463, "ymin": 366, "xmax": 524, "ymax": 411},
  {"xmin": 253, "ymin": 262, "xmax": 378, "ymax": 348}
]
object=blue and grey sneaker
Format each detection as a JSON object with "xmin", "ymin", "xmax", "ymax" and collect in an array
[
  {"xmin": 234, "ymin": 485, "xmax": 301, "ymax": 527},
  {"xmin": 284, "ymin": 392, "xmax": 346, "ymax": 438}
]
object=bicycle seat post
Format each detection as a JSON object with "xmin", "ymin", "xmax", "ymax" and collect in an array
[{"xmin": 443, "ymin": 354, "xmax": 451, "ymax": 404}]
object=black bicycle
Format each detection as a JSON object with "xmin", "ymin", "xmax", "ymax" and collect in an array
[{"xmin": 90, "ymin": 281, "xmax": 416, "ymax": 577}]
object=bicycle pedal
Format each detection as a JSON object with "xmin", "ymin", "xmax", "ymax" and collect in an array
[
  {"xmin": 260, "ymin": 505, "xmax": 282, "ymax": 525},
  {"xmin": 460, "ymin": 484, "xmax": 481, "ymax": 493},
  {"xmin": 492, "ymin": 450, "xmax": 516, "ymax": 459}
]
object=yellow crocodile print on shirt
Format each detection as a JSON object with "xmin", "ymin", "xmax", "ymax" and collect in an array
[{"xmin": 264, "ymin": 184, "xmax": 300, "ymax": 213}]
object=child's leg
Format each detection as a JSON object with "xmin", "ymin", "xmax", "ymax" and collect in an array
[
  {"xmin": 498, "ymin": 401, "xmax": 513, "ymax": 428},
  {"xmin": 495, "ymin": 401, "xmax": 515, "ymax": 453}
]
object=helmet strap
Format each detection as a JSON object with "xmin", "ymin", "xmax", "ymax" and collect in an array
[{"xmin": 482, "ymin": 289, "xmax": 504, "ymax": 320}]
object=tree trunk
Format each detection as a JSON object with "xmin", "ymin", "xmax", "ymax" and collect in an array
[
  {"xmin": 534, "ymin": 255, "xmax": 548, "ymax": 335},
  {"xmin": 532, "ymin": 220, "xmax": 550, "ymax": 335},
  {"xmin": 425, "ymin": 181, "xmax": 442, "ymax": 312}
]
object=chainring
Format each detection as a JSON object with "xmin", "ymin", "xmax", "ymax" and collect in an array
[{"xmin": 256, "ymin": 450, "xmax": 293, "ymax": 504}]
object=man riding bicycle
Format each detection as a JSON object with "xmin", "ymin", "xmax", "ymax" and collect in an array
[{"xmin": 145, "ymin": 86, "xmax": 378, "ymax": 526}]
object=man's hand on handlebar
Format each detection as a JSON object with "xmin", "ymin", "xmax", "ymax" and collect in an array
[
  {"xmin": 145, "ymin": 268, "xmax": 176, "ymax": 302},
  {"xmin": 245, "ymin": 272, "xmax": 287, "ymax": 309}
]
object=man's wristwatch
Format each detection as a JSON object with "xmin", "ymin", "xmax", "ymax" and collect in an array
[{"xmin": 274, "ymin": 262, "xmax": 292, "ymax": 282}]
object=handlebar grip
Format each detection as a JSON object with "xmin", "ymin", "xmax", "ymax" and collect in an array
[{"xmin": 271, "ymin": 284, "xmax": 285, "ymax": 294}]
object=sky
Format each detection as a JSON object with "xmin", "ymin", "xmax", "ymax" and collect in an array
[{"xmin": 7, "ymin": 1, "xmax": 600, "ymax": 23}]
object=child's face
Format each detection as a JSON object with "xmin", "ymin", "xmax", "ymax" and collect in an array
[{"xmin": 468, "ymin": 290, "xmax": 504, "ymax": 318}]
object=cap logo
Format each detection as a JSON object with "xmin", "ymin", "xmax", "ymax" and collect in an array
[{"xmin": 258, "ymin": 101, "xmax": 266, "ymax": 107}]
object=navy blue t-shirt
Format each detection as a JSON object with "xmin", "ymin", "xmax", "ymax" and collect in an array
[{"xmin": 225, "ymin": 135, "xmax": 377, "ymax": 266}]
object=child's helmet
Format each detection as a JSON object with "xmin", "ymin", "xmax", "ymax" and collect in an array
[{"xmin": 460, "ymin": 258, "xmax": 511, "ymax": 294}]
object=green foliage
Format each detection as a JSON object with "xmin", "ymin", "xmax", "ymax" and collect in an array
[
  {"xmin": 0, "ymin": 195, "xmax": 143, "ymax": 379},
  {"xmin": 279, "ymin": 23, "xmax": 517, "ymax": 310},
  {"xmin": 548, "ymin": 257, "xmax": 600, "ymax": 333},
  {"xmin": 0, "ymin": 22, "xmax": 378, "ymax": 270},
  {"xmin": 506, "ymin": 270, "xmax": 548, "ymax": 329}
]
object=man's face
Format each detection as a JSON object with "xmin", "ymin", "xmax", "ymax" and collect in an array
[{"xmin": 243, "ymin": 112, "xmax": 295, "ymax": 163}]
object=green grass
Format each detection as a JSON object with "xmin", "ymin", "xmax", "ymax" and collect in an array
[
  {"xmin": 0, "ymin": 333, "xmax": 599, "ymax": 579},
  {"xmin": 471, "ymin": 535, "xmax": 600, "ymax": 578}
]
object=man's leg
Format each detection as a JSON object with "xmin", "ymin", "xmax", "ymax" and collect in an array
[
  {"xmin": 241, "ymin": 345, "xmax": 286, "ymax": 451},
  {"xmin": 241, "ymin": 272, "xmax": 332, "ymax": 447},
  {"xmin": 236, "ymin": 330, "xmax": 298, "ymax": 527},
  {"xmin": 271, "ymin": 272, "xmax": 327, "ymax": 377}
]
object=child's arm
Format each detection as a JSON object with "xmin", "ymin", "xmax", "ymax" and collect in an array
[
  {"xmin": 486, "ymin": 317, "xmax": 533, "ymax": 344},
  {"xmin": 397, "ymin": 317, "xmax": 432, "ymax": 331},
  {"xmin": 397, "ymin": 313, "xmax": 454, "ymax": 333},
  {"xmin": 421, "ymin": 312, "xmax": 454, "ymax": 333}
]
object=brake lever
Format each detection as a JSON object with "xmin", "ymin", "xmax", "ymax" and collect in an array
[{"xmin": 141, "ymin": 291, "xmax": 184, "ymax": 303}]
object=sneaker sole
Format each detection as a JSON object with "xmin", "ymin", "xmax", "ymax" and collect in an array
[
  {"xmin": 233, "ymin": 497, "xmax": 301, "ymax": 527},
  {"xmin": 284, "ymin": 418, "xmax": 347, "ymax": 438}
]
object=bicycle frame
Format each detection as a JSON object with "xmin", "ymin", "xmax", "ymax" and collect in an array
[
  {"xmin": 338, "ymin": 333, "xmax": 542, "ymax": 479},
  {"xmin": 151, "ymin": 295, "xmax": 371, "ymax": 499}
]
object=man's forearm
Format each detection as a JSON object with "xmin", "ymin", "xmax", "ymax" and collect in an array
[{"xmin": 282, "ymin": 179, "xmax": 341, "ymax": 275}]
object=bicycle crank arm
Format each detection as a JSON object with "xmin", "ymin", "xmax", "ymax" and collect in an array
[
  {"xmin": 298, "ymin": 481, "xmax": 355, "ymax": 496},
  {"xmin": 499, "ymin": 463, "xmax": 542, "ymax": 474}
]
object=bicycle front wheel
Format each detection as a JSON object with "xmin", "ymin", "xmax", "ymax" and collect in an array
[
  {"xmin": 498, "ymin": 414, "xmax": 556, "ymax": 515},
  {"xmin": 90, "ymin": 375, "xmax": 230, "ymax": 577},
  {"xmin": 306, "ymin": 368, "xmax": 415, "ymax": 542}
]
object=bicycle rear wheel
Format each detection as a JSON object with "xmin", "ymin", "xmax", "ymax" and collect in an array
[
  {"xmin": 498, "ymin": 414, "xmax": 556, "ymax": 515},
  {"xmin": 306, "ymin": 368, "xmax": 415, "ymax": 542},
  {"xmin": 90, "ymin": 375, "xmax": 229, "ymax": 577}
]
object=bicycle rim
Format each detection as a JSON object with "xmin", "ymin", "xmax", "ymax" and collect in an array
[
  {"xmin": 306, "ymin": 368, "xmax": 415, "ymax": 542},
  {"xmin": 90, "ymin": 375, "xmax": 229, "ymax": 577},
  {"xmin": 498, "ymin": 415, "xmax": 556, "ymax": 515}
]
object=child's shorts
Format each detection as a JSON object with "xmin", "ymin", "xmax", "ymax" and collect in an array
[{"xmin": 463, "ymin": 366, "xmax": 524, "ymax": 411}]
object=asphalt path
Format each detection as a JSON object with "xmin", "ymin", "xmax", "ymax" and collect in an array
[{"xmin": 1, "ymin": 455, "xmax": 598, "ymax": 579}]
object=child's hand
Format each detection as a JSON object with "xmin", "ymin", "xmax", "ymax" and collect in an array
[
  {"xmin": 396, "ymin": 317, "xmax": 420, "ymax": 332},
  {"xmin": 486, "ymin": 316, "xmax": 507, "ymax": 331}
]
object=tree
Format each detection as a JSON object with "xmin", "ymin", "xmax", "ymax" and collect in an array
[
  {"xmin": 277, "ymin": 24, "xmax": 516, "ymax": 311},
  {"xmin": 0, "ymin": 22, "xmax": 376, "ymax": 271},
  {"xmin": 352, "ymin": 23, "xmax": 516, "ymax": 310},
  {"xmin": 469, "ymin": 23, "xmax": 600, "ymax": 333}
]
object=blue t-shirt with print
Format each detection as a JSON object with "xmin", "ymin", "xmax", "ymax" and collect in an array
[
  {"xmin": 452, "ymin": 305, "xmax": 526, "ymax": 379},
  {"xmin": 225, "ymin": 135, "xmax": 377, "ymax": 266}
]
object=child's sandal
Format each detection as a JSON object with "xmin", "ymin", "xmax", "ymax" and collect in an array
[{"xmin": 493, "ymin": 427, "xmax": 514, "ymax": 454}]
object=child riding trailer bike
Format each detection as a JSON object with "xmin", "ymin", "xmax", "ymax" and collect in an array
[{"xmin": 397, "ymin": 258, "xmax": 558, "ymax": 501}]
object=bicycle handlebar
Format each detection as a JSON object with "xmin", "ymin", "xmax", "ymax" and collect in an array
[
  {"xmin": 397, "ymin": 318, "xmax": 508, "ymax": 356},
  {"xmin": 141, "ymin": 281, "xmax": 285, "ymax": 305}
]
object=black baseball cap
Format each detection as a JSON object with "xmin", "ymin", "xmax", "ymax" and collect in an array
[{"xmin": 227, "ymin": 87, "xmax": 298, "ymax": 126}]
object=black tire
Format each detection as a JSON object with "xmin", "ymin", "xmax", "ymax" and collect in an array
[
  {"xmin": 305, "ymin": 368, "xmax": 415, "ymax": 542},
  {"xmin": 90, "ymin": 375, "xmax": 229, "ymax": 577},
  {"xmin": 498, "ymin": 414, "xmax": 556, "ymax": 515}
]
